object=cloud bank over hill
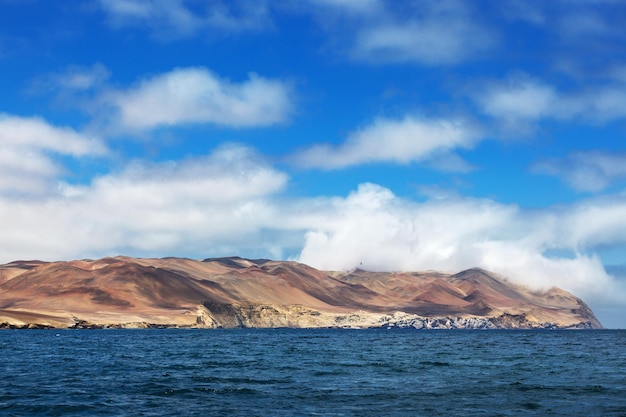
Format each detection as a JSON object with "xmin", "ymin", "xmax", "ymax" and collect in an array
[
  {"xmin": 296, "ymin": 183, "xmax": 624, "ymax": 305},
  {"xmin": 1, "ymin": 145, "xmax": 625, "ymax": 317}
]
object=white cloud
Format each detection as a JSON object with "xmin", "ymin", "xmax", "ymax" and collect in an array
[
  {"xmin": 349, "ymin": 1, "xmax": 495, "ymax": 65},
  {"xmin": 0, "ymin": 144, "xmax": 289, "ymax": 261},
  {"xmin": 307, "ymin": 0, "xmax": 381, "ymax": 15},
  {"xmin": 533, "ymin": 151, "xmax": 626, "ymax": 192},
  {"xmin": 291, "ymin": 116, "xmax": 479, "ymax": 169},
  {"xmin": 561, "ymin": 194, "xmax": 626, "ymax": 250},
  {"xmin": 295, "ymin": 0, "xmax": 496, "ymax": 66},
  {"xmin": 298, "ymin": 183, "xmax": 520, "ymax": 273},
  {"xmin": 425, "ymin": 152, "xmax": 477, "ymax": 173},
  {"xmin": 0, "ymin": 114, "xmax": 106, "ymax": 196},
  {"xmin": 30, "ymin": 63, "xmax": 111, "ymax": 95},
  {"xmin": 296, "ymin": 183, "xmax": 626, "ymax": 308},
  {"xmin": 585, "ymin": 88, "xmax": 626, "ymax": 121},
  {"xmin": 99, "ymin": 0, "xmax": 271, "ymax": 38},
  {"xmin": 353, "ymin": 17, "xmax": 494, "ymax": 65},
  {"xmin": 0, "ymin": 114, "xmax": 105, "ymax": 156},
  {"xmin": 53, "ymin": 63, "xmax": 110, "ymax": 91},
  {"xmin": 0, "ymin": 147, "xmax": 60, "ymax": 195},
  {"xmin": 475, "ymin": 74, "xmax": 626, "ymax": 125},
  {"xmin": 477, "ymin": 78, "xmax": 558, "ymax": 121},
  {"xmin": 104, "ymin": 67, "xmax": 293, "ymax": 130}
]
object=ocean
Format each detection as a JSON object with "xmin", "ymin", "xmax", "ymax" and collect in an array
[{"xmin": 1, "ymin": 329, "xmax": 625, "ymax": 416}]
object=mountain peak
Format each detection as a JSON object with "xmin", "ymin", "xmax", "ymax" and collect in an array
[{"xmin": 0, "ymin": 256, "xmax": 602, "ymax": 329}]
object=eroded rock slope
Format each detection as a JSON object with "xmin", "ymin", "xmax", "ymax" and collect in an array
[{"xmin": 0, "ymin": 256, "xmax": 602, "ymax": 329}]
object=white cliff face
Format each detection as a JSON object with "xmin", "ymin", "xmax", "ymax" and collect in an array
[{"xmin": 191, "ymin": 304, "xmax": 598, "ymax": 330}]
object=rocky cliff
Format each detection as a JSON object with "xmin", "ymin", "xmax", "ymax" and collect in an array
[{"xmin": 0, "ymin": 256, "xmax": 602, "ymax": 329}]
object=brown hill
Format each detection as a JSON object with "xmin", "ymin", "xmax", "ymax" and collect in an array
[{"xmin": 0, "ymin": 256, "xmax": 602, "ymax": 329}]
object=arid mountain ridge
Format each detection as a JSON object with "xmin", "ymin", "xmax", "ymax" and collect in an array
[{"xmin": 0, "ymin": 256, "xmax": 602, "ymax": 329}]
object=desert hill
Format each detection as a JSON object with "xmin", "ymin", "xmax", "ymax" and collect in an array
[{"xmin": 0, "ymin": 256, "xmax": 602, "ymax": 329}]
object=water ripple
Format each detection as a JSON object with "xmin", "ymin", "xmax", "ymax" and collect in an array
[{"xmin": 0, "ymin": 329, "xmax": 625, "ymax": 416}]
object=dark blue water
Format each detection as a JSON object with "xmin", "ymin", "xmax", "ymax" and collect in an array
[{"xmin": 1, "ymin": 329, "xmax": 625, "ymax": 416}]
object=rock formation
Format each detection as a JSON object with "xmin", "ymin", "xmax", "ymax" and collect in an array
[{"xmin": 0, "ymin": 256, "xmax": 602, "ymax": 329}]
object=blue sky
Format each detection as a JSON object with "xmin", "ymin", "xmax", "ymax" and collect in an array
[{"xmin": 2, "ymin": 0, "xmax": 626, "ymax": 327}]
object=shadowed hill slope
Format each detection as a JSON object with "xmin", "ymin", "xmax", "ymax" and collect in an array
[{"xmin": 0, "ymin": 257, "xmax": 602, "ymax": 329}]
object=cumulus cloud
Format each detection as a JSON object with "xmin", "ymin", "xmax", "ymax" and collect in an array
[
  {"xmin": 296, "ymin": 183, "xmax": 626, "ymax": 308},
  {"xmin": 476, "ymin": 77, "xmax": 559, "ymax": 121},
  {"xmin": 353, "ymin": 15, "xmax": 494, "ymax": 65},
  {"xmin": 559, "ymin": 194, "xmax": 626, "ymax": 251},
  {"xmin": 0, "ymin": 114, "xmax": 106, "ymax": 196},
  {"xmin": 0, "ymin": 144, "xmax": 289, "ymax": 262},
  {"xmin": 290, "ymin": 116, "xmax": 479, "ymax": 169},
  {"xmin": 0, "ymin": 114, "xmax": 105, "ymax": 156},
  {"xmin": 348, "ymin": 1, "xmax": 494, "ymax": 65},
  {"xmin": 474, "ymin": 74, "xmax": 626, "ymax": 126},
  {"xmin": 533, "ymin": 151, "xmax": 626, "ymax": 192},
  {"xmin": 292, "ymin": 0, "xmax": 496, "ymax": 66},
  {"xmin": 103, "ymin": 67, "xmax": 293, "ymax": 131},
  {"xmin": 98, "ymin": 0, "xmax": 271, "ymax": 38}
]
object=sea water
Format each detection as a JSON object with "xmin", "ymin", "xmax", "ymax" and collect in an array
[{"xmin": 1, "ymin": 329, "xmax": 625, "ymax": 416}]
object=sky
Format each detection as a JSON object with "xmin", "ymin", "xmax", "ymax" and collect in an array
[{"xmin": 1, "ymin": 1, "xmax": 626, "ymax": 328}]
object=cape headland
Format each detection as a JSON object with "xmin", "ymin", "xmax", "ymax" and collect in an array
[{"xmin": 0, "ymin": 256, "xmax": 602, "ymax": 329}]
